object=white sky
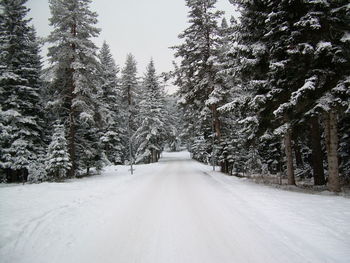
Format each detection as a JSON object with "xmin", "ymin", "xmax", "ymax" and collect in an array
[{"xmin": 26, "ymin": 0, "xmax": 237, "ymax": 84}]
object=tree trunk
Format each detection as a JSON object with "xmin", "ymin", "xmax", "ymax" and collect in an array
[
  {"xmin": 284, "ymin": 127, "xmax": 296, "ymax": 185},
  {"xmin": 221, "ymin": 160, "xmax": 229, "ymax": 174},
  {"xmin": 152, "ymin": 150, "xmax": 157, "ymax": 163},
  {"xmin": 212, "ymin": 105, "xmax": 221, "ymax": 138},
  {"xmin": 68, "ymin": 111, "xmax": 76, "ymax": 178},
  {"xmin": 212, "ymin": 105, "xmax": 225, "ymax": 173},
  {"xmin": 5, "ymin": 169, "xmax": 14, "ymax": 183},
  {"xmin": 324, "ymin": 111, "xmax": 341, "ymax": 192},
  {"xmin": 56, "ymin": 169, "xmax": 59, "ymax": 180},
  {"xmin": 22, "ymin": 168, "xmax": 28, "ymax": 183},
  {"xmin": 310, "ymin": 116, "xmax": 326, "ymax": 185},
  {"xmin": 5, "ymin": 168, "xmax": 11, "ymax": 183},
  {"xmin": 16, "ymin": 170, "xmax": 21, "ymax": 183},
  {"xmin": 294, "ymin": 141, "xmax": 303, "ymax": 168}
]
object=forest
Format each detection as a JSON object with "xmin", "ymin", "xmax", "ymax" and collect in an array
[{"xmin": 0, "ymin": 0, "xmax": 349, "ymax": 193}]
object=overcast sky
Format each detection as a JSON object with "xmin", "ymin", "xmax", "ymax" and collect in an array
[{"xmin": 26, "ymin": 0, "xmax": 237, "ymax": 77}]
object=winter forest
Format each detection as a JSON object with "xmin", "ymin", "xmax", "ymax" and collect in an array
[
  {"xmin": 1, "ymin": 0, "xmax": 349, "ymax": 191},
  {"xmin": 1, "ymin": 0, "xmax": 176, "ymax": 182},
  {"xmin": 1, "ymin": 0, "xmax": 350, "ymax": 262}
]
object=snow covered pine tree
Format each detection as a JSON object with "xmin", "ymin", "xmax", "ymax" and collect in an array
[
  {"xmin": 97, "ymin": 41, "xmax": 125, "ymax": 165},
  {"xmin": 134, "ymin": 60, "xmax": 168, "ymax": 163},
  {"xmin": 0, "ymin": 0, "xmax": 44, "ymax": 182},
  {"xmin": 172, "ymin": 0, "xmax": 223, "ymax": 166},
  {"xmin": 46, "ymin": 0, "xmax": 101, "ymax": 177},
  {"xmin": 46, "ymin": 124, "xmax": 71, "ymax": 180}
]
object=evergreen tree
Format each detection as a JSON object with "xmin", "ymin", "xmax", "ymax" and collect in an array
[
  {"xmin": 224, "ymin": 0, "xmax": 349, "ymax": 190},
  {"xmin": 164, "ymin": 95, "xmax": 183, "ymax": 152},
  {"xmin": 97, "ymin": 41, "xmax": 120, "ymax": 125},
  {"xmin": 46, "ymin": 0, "xmax": 101, "ymax": 177},
  {"xmin": 220, "ymin": 0, "xmax": 270, "ymax": 175},
  {"xmin": 269, "ymin": 0, "xmax": 350, "ymax": 190},
  {"xmin": 172, "ymin": 0, "xmax": 223, "ymax": 165},
  {"xmin": 46, "ymin": 124, "xmax": 71, "ymax": 180},
  {"xmin": 97, "ymin": 41, "xmax": 124, "ymax": 164},
  {"xmin": 0, "ymin": 0, "xmax": 44, "ymax": 182},
  {"xmin": 134, "ymin": 60, "xmax": 168, "ymax": 163},
  {"xmin": 120, "ymin": 53, "xmax": 139, "ymax": 164}
]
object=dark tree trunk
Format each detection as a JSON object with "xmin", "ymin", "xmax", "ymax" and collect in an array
[
  {"xmin": 310, "ymin": 116, "xmax": 326, "ymax": 185},
  {"xmin": 5, "ymin": 168, "xmax": 13, "ymax": 183},
  {"xmin": 16, "ymin": 170, "xmax": 21, "ymax": 183},
  {"xmin": 22, "ymin": 168, "xmax": 28, "ymax": 183},
  {"xmin": 152, "ymin": 150, "xmax": 157, "ymax": 163},
  {"xmin": 324, "ymin": 110, "xmax": 341, "ymax": 192},
  {"xmin": 294, "ymin": 141, "xmax": 303, "ymax": 168},
  {"xmin": 212, "ymin": 105, "xmax": 225, "ymax": 173},
  {"xmin": 284, "ymin": 127, "xmax": 296, "ymax": 185},
  {"xmin": 221, "ymin": 160, "xmax": 229, "ymax": 174}
]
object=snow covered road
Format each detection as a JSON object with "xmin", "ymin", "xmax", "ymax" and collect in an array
[{"xmin": 1, "ymin": 151, "xmax": 350, "ymax": 263}]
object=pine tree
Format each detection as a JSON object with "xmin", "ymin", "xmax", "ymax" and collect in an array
[
  {"xmin": 265, "ymin": 0, "xmax": 328, "ymax": 186},
  {"xmin": 134, "ymin": 60, "xmax": 168, "ymax": 163},
  {"xmin": 164, "ymin": 95, "xmax": 183, "ymax": 152},
  {"xmin": 319, "ymin": 0, "xmax": 350, "ymax": 191},
  {"xmin": 46, "ymin": 124, "xmax": 71, "ymax": 180},
  {"xmin": 215, "ymin": 16, "xmax": 249, "ymax": 173},
  {"xmin": 172, "ymin": 0, "xmax": 223, "ymax": 165},
  {"xmin": 0, "ymin": 0, "xmax": 44, "ymax": 182},
  {"xmin": 120, "ymin": 54, "xmax": 139, "ymax": 164},
  {"xmin": 97, "ymin": 41, "xmax": 125, "ymax": 164},
  {"xmin": 98, "ymin": 41, "xmax": 120, "ymax": 125},
  {"xmin": 269, "ymin": 0, "xmax": 350, "ymax": 190},
  {"xmin": 220, "ymin": 0, "xmax": 270, "ymax": 175},
  {"xmin": 46, "ymin": 0, "xmax": 101, "ymax": 177}
]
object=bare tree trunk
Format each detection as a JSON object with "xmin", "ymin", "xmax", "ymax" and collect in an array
[
  {"xmin": 284, "ymin": 127, "xmax": 296, "ymax": 185},
  {"xmin": 324, "ymin": 111, "xmax": 341, "ymax": 192},
  {"xmin": 310, "ymin": 116, "xmax": 326, "ymax": 185}
]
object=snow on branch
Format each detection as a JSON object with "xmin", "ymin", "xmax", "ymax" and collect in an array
[
  {"xmin": 274, "ymin": 123, "xmax": 290, "ymax": 136},
  {"xmin": 341, "ymin": 32, "xmax": 350, "ymax": 43},
  {"xmin": 294, "ymin": 13, "xmax": 321, "ymax": 30},
  {"xmin": 274, "ymin": 76, "xmax": 318, "ymax": 117}
]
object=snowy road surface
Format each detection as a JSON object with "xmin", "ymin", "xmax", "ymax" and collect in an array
[{"xmin": 1, "ymin": 152, "xmax": 350, "ymax": 263}]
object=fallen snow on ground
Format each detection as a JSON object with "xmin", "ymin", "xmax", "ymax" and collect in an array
[{"xmin": 1, "ymin": 151, "xmax": 350, "ymax": 263}]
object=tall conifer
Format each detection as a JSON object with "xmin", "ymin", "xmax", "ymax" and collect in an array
[
  {"xmin": 0, "ymin": 0, "xmax": 43, "ymax": 182},
  {"xmin": 47, "ymin": 0, "xmax": 101, "ymax": 177}
]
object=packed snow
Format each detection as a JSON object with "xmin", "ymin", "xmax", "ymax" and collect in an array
[{"xmin": 1, "ymin": 151, "xmax": 350, "ymax": 263}]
